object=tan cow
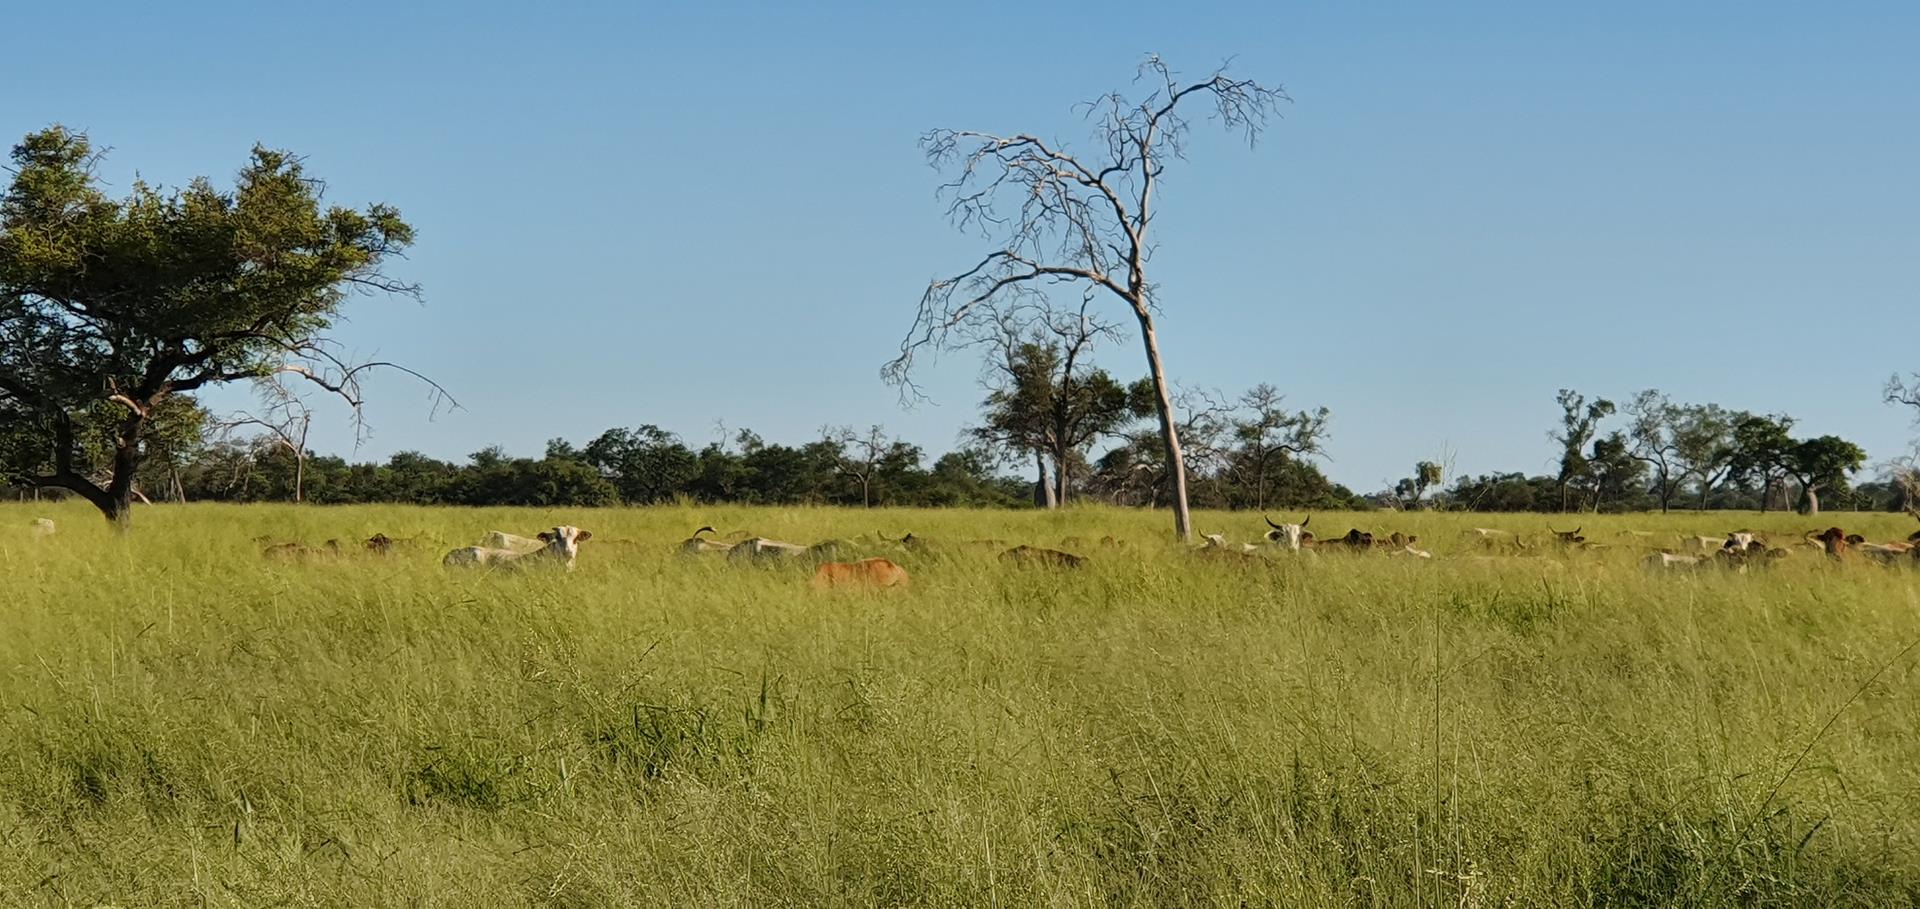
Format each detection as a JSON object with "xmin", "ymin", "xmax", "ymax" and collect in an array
[{"xmin": 811, "ymin": 558, "xmax": 910, "ymax": 590}]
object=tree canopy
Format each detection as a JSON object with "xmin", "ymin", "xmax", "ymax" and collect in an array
[{"xmin": 0, "ymin": 126, "xmax": 440, "ymax": 526}]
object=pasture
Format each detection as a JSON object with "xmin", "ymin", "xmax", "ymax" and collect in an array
[{"xmin": 2, "ymin": 503, "xmax": 1918, "ymax": 906}]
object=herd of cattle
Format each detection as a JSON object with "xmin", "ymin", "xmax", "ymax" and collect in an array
[{"xmin": 19, "ymin": 513, "xmax": 1920, "ymax": 588}]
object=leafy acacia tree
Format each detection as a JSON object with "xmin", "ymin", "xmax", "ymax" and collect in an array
[
  {"xmin": 887, "ymin": 57, "xmax": 1289, "ymax": 541},
  {"xmin": 1393, "ymin": 460, "xmax": 1443, "ymax": 509},
  {"xmin": 1550, "ymin": 389, "xmax": 1614, "ymax": 512},
  {"xmin": 1729, "ymin": 415, "xmax": 1798, "ymax": 513},
  {"xmin": 1226, "ymin": 384, "xmax": 1330, "ymax": 510},
  {"xmin": 972, "ymin": 332, "xmax": 1147, "ymax": 508},
  {"xmin": 1781, "ymin": 436, "xmax": 1866, "ymax": 515},
  {"xmin": 1624, "ymin": 389, "xmax": 1688, "ymax": 512},
  {"xmin": 1669, "ymin": 403, "xmax": 1746, "ymax": 510},
  {"xmin": 584, "ymin": 425, "xmax": 698, "ymax": 504},
  {"xmin": 0, "ymin": 127, "xmax": 446, "ymax": 527},
  {"xmin": 1585, "ymin": 431, "xmax": 1644, "ymax": 512}
]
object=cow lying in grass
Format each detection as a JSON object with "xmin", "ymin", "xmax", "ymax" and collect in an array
[
  {"xmin": 444, "ymin": 526, "xmax": 592, "ymax": 570},
  {"xmin": 811, "ymin": 558, "xmax": 910, "ymax": 590}
]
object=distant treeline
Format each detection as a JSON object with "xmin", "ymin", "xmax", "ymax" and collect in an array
[
  {"xmin": 4, "ymin": 422, "xmax": 1367, "ymax": 511},
  {"xmin": 9, "ymin": 416, "xmax": 1914, "ymax": 514}
]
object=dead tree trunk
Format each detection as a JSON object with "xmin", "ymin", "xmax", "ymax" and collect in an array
[{"xmin": 1138, "ymin": 315, "xmax": 1191, "ymax": 540}]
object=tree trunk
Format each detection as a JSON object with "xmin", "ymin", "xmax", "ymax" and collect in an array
[
  {"xmin": 1033, "ymin": 454, "xmax": 1056, "ymax": 509},
  {"xmin": 1800, "ymin": 483, "xmax": 1821, "ymax": 516},
  {"xmin": 1052, "ymin": 447, "xmax": 1069, "ymax": 507},
  {"xmin": 294, "ymin": 452, "xmax": 306, "ymax": 504},
  {"xmin": 1135, "ymin": 310, "xmax": 1191, "ymax": 541}
]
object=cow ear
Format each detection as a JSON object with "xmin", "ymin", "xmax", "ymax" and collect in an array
[
  {"xmin": 576, "ymin": 531, "xmax": 592, "ymax": 542},
  {"xmin": 538, "ymin": 531, "xmax": 554, "ymax": 542}
]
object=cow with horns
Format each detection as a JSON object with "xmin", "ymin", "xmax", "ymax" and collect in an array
[{"xmin": 1263, "ymin": 515, "xmax": 1310, "ymax": 551}]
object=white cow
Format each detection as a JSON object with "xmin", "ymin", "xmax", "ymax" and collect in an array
[
  {"xmin": 1683, "ymin": 535, "xmax": 1726, "ymax": 552},
  {"xmin": 727, "ymin": 537, "xmax": 808, "ymax": 562},
  {"xmin": 445, "ymin": 526, "xmax": 593, "ymax": 570},
  {"xmin": 1643, "ymin": 552, "xmax": 1703, "ymax": 570},
  {"xmin": 29, "ymin": 518, "xmax": 55, "ymax": 537},
  {"xmin": 480, "ymin": 531, "xmax": 547, "ymax": 552},
  {"xmin": 1262, "ymin": 515, "xmax": 1310, "ymax": 551}
]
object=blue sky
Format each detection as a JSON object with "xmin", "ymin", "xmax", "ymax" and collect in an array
[{"xmin": 4, "ymin": 1, "xmax": 1916, "ymax": 491}]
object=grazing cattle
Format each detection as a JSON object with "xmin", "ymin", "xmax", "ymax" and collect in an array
[
  {"xmin": 811, "ymin": 558, "xmax": 910, "ymax": 590},
  {"xmin": 1644, "ymin": 552, "xmax": 1704, "ymax": 570},
  {"xmin": 727, "ymin": 537, "xmax": 809, "ymax": 562},
  {"xmin": 444, "ymin": 526, "xmax": 592, "ymax": 570},
  {"xmin": 1725, "ymin": 531, "xmax": 1760, "ymax": 551},
  {"xmin": 1263, "ymin": 515, "xmax": 1310, "ymax": 551},
  {"xmin": 1855, "ymin": 540, "xmax": 1913, "ymax": 563},
  {"xmin": 1314, "ymin": 529, "xmax": 1378, "ymax": 550},
  {"xmin": 806, "ymin": 539, "xmax": 854, "ymax": 560},
  {"xmin": 1388, "ymin": 543, "xmax": 1433, "ymax": 559},
  {"xmin": 679, "ymin": 526, "xmax": 734, "ymax": 555},
  {"xmin": 481, "ymin": 531, "xmax": 546, "ymax": 553},
  {"xmin": 1683, "ymin": 535, "xmax": 1727, "ymax": 552},
  {"xmin": 264, "ymin": 539, "xmax": 343, "ymax": 560},
  {"xmin": 29, "ymin": 518, "xmax": 55, "ymax": 537},
  {"xmin": 1814, "ymin": 527, "xmax": 1853, "ymax": 560},
  {"xmin": 1000, "ymin": 545, "xmax": 1086, "ymax": 568},
  {"xmin": 1548, "ymin": 527, "xmax": 1586, "ymax": 546},
  {"xmin": 899, "ymin": 534, "xmax": 1007, "ymax": 554},
  {"xmin": 1466, "ymin": 527, "xmax": 1509, "ymax": 540},
  {"xmin": 1198, "ymin": 526, "xmax": 1259, "ymax": 549},
  {"xmin": 1099, "ymin": 535, "xmax": 1125, "ymax": 548},
  {"xmin": 365, "ymin": 533, "xmax": 395, "ymax": 554}
]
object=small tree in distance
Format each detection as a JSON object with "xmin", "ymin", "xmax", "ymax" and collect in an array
[{"xmin": 887, "ymin": 56, "xmax": 1290, "ymax": 542}]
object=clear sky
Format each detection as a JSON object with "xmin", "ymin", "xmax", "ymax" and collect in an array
[{"xmin": 4, "ymin": 1, "xmax": 1916, "ymax": 491}]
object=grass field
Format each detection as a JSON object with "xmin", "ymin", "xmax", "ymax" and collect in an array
[{"xmin": 2, "ymin": 502, "xmax": 1918, "ymax": 907}]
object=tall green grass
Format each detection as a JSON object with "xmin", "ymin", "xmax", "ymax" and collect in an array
[{"xmin": 2, "ymin": 502, "xmax": 1917, "ymax": 906}]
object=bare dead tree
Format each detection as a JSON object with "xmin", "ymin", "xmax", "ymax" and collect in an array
[
  {"xmin": 215, "ymin": 377, "xmax": 318, "ymax": 503},
  {"xmin": 1887, "ymin": 374, "xmax": 1920, "ymax": 421},
  {"xmin": 824, "ymin": 424, "xmax": 891, "ymax": 508},
  {"xmin": 886, "ymin": 55, "xmax": 1289, "ymax": 541}
]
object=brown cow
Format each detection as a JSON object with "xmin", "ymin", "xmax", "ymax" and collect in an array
[
  {"xmin": 1000, "ymin": 545, "xmax": 1087, "ymax": 568},
  {"xmin": 1815, "ymin": 527, "xmax": 1853, "ymax": 560},
  {"xmin": 811, "ymin": 558, "xmax": 910, "ymax": 590}
]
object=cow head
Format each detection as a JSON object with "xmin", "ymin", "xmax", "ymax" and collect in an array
[
  {"xmin": 536, "ymin": 526, "xmax": 593, "ymax": 567},
  {"xmin": 1549, "ymin": 527, "xmax": 1585, "ymax": 545},
  {"xmin": 1263, "ymin": 514, "xmax": 1308, "ymax": 550}
]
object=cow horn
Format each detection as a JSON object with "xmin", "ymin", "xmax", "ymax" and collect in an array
[
  {"xmin": 1573, "ymin": 527, "xmax": 1582, "ymax": 535},
  {"xmin": 1301, "ymin": 515, "xmax": 1310, "ymax": 528},
  {"xmin": 1264, "ymin": 514, "xmax": 1284, "ymax": 530},
  {"xmin": 694, "ymin": 526, "xmax": 716, "ymax": 537}
]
